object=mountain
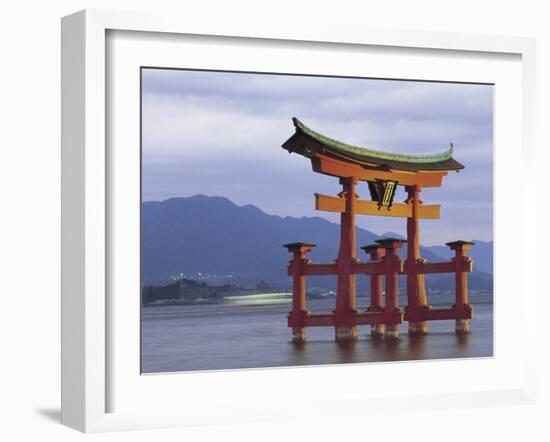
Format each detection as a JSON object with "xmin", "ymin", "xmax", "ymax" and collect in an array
[
  {"xmin": 142, "ymin": 195, "xmax": 492, "ymax": 291},
  {"xmin": 425, "ymin": 240, "xmax": 493, "ymax": 274},
  {"xmin": 380, "ymin": 232, "xmax": 406, "ymax": 240}
]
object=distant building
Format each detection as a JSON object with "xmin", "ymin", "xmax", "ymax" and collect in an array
[
  {"xmin": 178, "ymin": 279, "xmax": 225, "ymax": 304},
  {"xmin": 256, "ymin": 280, "xmax": 271, "ymax": 291}
]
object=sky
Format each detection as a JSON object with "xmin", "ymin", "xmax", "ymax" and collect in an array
[{"xmin": 141, "ymin": 68, "xmax": 493, "ymax": 246}]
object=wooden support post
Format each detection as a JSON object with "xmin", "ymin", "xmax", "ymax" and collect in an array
[
  {"xmin": 446, "ymin": 240, "xmax": 475, "ymax": 334},
  {"xmin": 376, "ymin": 238, "xmax": 406, "ymax": 338},
  {"xmin": 405, "ymin": 185, "xmax": 429, "ymax": 335},
  {"xmin": 334, "ymin": 177, "xmax": 359, "ymax": 341},
  {"xmin": 361, "ymin": 244, "xmax": 385, "ymax": 337},
  {"xmin": 284, "ymin": 242, "xmax": 316, "ymax": 342}
]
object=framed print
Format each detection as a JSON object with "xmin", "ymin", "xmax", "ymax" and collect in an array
[{"xmin": 61, "ymin": 9, "xmax": 537, "ymax": 433}]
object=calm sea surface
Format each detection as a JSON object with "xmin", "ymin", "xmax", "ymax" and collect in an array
[{"xmin": 141, "ymin": 293, "xmax": 493, "ymax": 373}]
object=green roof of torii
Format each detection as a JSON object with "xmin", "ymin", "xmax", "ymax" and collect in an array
[{"xmin": 283, "ymin": 117, "xmax": 464, "ymax": 172}]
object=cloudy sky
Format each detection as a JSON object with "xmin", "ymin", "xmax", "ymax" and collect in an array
[{"xmin": 141, "ymin": 68, "xmax": 493, "ymax": 246}]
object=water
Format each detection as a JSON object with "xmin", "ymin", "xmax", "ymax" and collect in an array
[{"xmin": 141, "ymin": 293, "xmax": 493, "ymax": 373}]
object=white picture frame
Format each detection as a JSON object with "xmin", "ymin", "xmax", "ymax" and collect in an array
[{"xmin": 61, "ymin": 9, "xmax": 538, "ymax": 433}]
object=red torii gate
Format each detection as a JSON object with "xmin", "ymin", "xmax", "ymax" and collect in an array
[{"xmin": 281, "ymin": 118, "xmax": 474, "ymax": 342}]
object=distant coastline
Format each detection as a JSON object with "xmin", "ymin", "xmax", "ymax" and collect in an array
[
  {"xmin": 142, "ymin": 278, "xmax": 287, "ymax": 306},
  {"xmin": 142, "ymin": 277, "xmax": 492, "ymax": 307}
]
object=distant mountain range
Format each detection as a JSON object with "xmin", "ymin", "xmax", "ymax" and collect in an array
[
  {"xmin": 142, "ymin": 195, "xmax": 493, "ymax": 291},
  {"xmin": 378, "ymin": 231, "xmax": 493, "ymax": 274}
]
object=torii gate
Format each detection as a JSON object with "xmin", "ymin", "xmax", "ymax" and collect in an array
[{"xmin": 281, "ymin": 118, "xmax": 474, "ymax": 342}]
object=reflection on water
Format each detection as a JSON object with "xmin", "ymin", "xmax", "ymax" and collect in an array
[
  {"xmin": 335, "ymin": 340, "xmax": 358, "ymax": 364},
  {"xmin": 455, "ymin": 332, "xmax": 471, "ymax": 348},
  {"xmin": 141, "ymin": 294, "xmax": 493, "ymax": 373}
]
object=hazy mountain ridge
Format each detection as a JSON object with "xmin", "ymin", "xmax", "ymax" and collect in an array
[
  {"xmin": 425, "ymin": 241, "xmax": 493, "ymax": 274},
  {"xmin": 142, "ymin": 195, "xmax": 493, "ymax": 291}
]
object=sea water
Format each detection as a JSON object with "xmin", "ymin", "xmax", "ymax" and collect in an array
[{"xmin": 141, "ymin": 293, "xmax": 493, "ymax": 373}]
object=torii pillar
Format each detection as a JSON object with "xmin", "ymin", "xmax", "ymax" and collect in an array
[
  {"xmin": 285, "ymin": 242, "xmax": 316, "ymax": 343},
  {"xmin": 334, "ymin": 177, "xmax": 358, "ymax": 341},
  {"xmin": 361, "ymin": 244, "xmax": 385, "ymax": 337},
  {"xmin": 405, "ymin": 185, "xmax": 429, "ymax": 335},
  {"xmin": 447, "ymin": 240, "xmax": 475, "ymax": 334}
]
